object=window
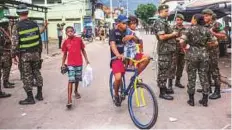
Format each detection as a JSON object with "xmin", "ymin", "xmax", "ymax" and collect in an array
[
  {"xmin": 65, "ymin": 18, "xmax": 81, "ymax": 21},
  {"xmin": 48, "ymin": 19, "xmax": 62, "ymax": 21},
  {"xmin": 47, "ymin": 0, "xmax": 62, "ymax": 4},
  {"xmin": 32, "ymin": 0, "xmax": 45, "ymax": 4}
]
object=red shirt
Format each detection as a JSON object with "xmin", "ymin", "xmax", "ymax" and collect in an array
[{"xmin": 62, "ymin": 36, "xmax": 85, "ymax": 66}]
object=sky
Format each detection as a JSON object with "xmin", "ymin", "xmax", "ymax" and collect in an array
[{"xmin": 99, "ymin": 0, "xmax": 159, "ymax": 14}]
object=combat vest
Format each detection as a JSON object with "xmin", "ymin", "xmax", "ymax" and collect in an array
[{"xmin": 17, "ymin": 19, "xmax": 41, "ymax": 52}]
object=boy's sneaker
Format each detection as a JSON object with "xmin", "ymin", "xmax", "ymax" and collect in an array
[{"xmin": 113, "ymin": 95, "xmax": 121, "ymax": 107}]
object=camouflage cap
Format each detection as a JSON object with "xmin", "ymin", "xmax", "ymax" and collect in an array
[
  {"xmin": 158, "ymin": 4, "xmax": 169, "ymax": 12},
  {"xmin": 202, "ymin": 9, "xmax": 214, "ymax": 15},
  {"xmin": 176, "ymin": 13, "xmax": 184, "ymax": 20}
]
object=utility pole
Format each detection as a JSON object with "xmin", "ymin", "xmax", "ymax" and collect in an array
[
  {"xmin": 110, "ymin": 0, "xmax": 113, "ymax": 28},
  {"xmin": 126, "ymin": 0, "xmax": 128, "ymax": 17}
]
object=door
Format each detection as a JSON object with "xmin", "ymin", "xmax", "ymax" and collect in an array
[{"xmin": 74, "ymin": 23, "xmax": 81, "ymax": 35}]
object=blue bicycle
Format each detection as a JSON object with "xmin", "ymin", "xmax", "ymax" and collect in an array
[{"xmin": 109, "ymin": 57, "xmax": 158, "ymax": 129}]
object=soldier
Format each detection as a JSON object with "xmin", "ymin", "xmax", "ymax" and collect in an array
[
  {"xmin": 197, "ymin": 9, "xmax": 227, "ymax": 100},
  {"xmin": 169, "ymin": 14, "xmax": 186, "ymax": 89},
  {"xmin": 180, "ymin": 14, "xmax": 217, "ymax": 107},
  {"xmin": 0, "ymin": 17, "xmax": 15, "ymax": 88},
  {"xmin": 11, "ymin": 4, "xmax": 47, "ymax": 105},
  {"xmin": 153, "ymin": 4, "xmax": 179, "ymax": 100},
  {"xmin": 0, "ymin": 17, "xmax": 11, "ymax": 98}
]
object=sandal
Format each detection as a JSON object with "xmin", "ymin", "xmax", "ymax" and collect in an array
[
  {"xmin": 66, "ymin": 102, "xmax": 72, "ymax": 109},
  {"xmin": 0, "ymin": 92, "xmax": 11, "ymax": 98},
  {"xmin": 75, "ymin": 93, "xmax": 81, "ymax": 99}
]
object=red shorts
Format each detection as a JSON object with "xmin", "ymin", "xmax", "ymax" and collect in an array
[
  {"xmin": 135, "ymin": 53, "xmax": 144, "ymax": 60},
  {"xmin": 111, "ymin": 59, "xmax": 125, "ymax": 74}
]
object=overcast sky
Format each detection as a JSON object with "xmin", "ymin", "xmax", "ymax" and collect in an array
[{"xmin": 99, "ymin": 0, "xmax": 159, "ymax": 14}]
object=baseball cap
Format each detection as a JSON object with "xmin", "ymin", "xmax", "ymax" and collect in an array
[{"xmin": 117, "ymin": 15, "xmax": 129, "ymax": 23}]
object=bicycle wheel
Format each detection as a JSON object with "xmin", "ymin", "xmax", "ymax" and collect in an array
[
  {"xmin": 109, "ymin": 71, "xmax": 126, "ymax": 100},
  {"xmin": 88, "ymin": 37, "xmax": 93, "ymax": 42},
  {"xmin": 128, "ymin": 83, "xmax": 158, "ymax": 129}
]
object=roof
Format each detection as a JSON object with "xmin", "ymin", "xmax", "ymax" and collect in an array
[
  {"xmin": 0, "ymin": 0, "xmax": 48, "ymax": 13},
  {"xmin": 168, "ymin": 0, "xmax": 231, "ymax": 22},
  {"xmin": 185, "ymin": 0, "xmax": 231, "ymax": 8}
]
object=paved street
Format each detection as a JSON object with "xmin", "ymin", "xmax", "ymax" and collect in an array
[{"xmin": 0, "ymin": 33, "xmax": 231, "ymax": 129}]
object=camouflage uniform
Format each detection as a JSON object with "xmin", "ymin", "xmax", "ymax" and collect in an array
[
  {"xmin": 11, "ymin": 22, "xmax": 43, "ymax": 93},
  {"xmin": 2, "ymin": 34, "xmax": 13, "ymax": 84},
  {"xmin": 201, "ymin": 9, "xmax": 225, "ymax": 99},
  {"xmin": 153, "ymin": 5, "xmax": 176, "ymax": 100},
  {"xmin": 154, "ymin": 16, "xmax": 176, "ymax": 87},
  {"xmin": 0, "ymin": 25, "xmax": 14, "ymax": 88},
  {"xmin": 172, "ymin": 25, "xmax": 186, "ymax": 83},
  {"xmin": 205, "ymin": 22, "xmax": 222, "ymax": 88},
  {"xmin": 181, "ymin": 25, "xmax": 216, "ymax": 95}
]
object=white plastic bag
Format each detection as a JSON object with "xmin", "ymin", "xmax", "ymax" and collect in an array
[{"xmin": 82, "ymin": 64, "xmax": 93, "ymax": 87}]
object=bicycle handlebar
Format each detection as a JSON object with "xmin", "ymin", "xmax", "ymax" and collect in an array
[{"xmin": 111, "ymin": 56, "xmax": 153, "ymax": 65}]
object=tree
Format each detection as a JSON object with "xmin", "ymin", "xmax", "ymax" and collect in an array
[{"xmin": 134, "ymin": 3, "xmax": 157, "ymax": 24}]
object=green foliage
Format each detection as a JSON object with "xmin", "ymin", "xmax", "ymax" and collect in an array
[{"xmin": 134, "ymin": 3, "xmax": 157, "ymax": 24}]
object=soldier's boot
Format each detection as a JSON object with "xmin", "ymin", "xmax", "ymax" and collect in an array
[
  {"xmin": 3, "ymin": 80, "xmax": 15, "ymax": 89},
  {"xmin": 187, "ymin": 93, "xmax": 194, "ymax": 106},
  {"xmin": 166, "ymin": 79, "xmax": 174, "ymax": 94},
  {"xmin": 35, "ymin": 86, "xmax": 43, "ymax": 101},
  {"xmin": 209, "ymin": 85, "xmax": 221, "ymax": 100},
  {"xmin": 199, "ymin": 94, "xmax": 208, "ymax": 107},
  {"xmin": 175, "ymin": 77, "xmax": 185, "ymax": 88},
  {"xmin": 159, "ymin": 88, "xmax": 174, "ymax": 100},
  {"xmin": 19, "ymin": 91, "xmax": 35, "ymax": 105}
]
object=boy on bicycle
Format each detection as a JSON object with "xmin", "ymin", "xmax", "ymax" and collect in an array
[
  {"xmin": 61, "ymin": 26, "xmax": 90, "ymax": 108},
  {"xmin": 110, "ymin": 15, "xmax": 149, "ymax": 107}
]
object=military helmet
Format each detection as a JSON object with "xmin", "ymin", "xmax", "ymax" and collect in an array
[
  {"xmin": 0, "ymin": 17, "xmax": 9, "ymax": 23},
  {"xmin": 16, "ymin": 4, "xmax": 29, "ymax": 15}
]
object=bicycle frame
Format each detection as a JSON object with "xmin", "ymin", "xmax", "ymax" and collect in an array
[{"xmin": 122, "ymin": 64, "xmax": 146, "ymax": 107}]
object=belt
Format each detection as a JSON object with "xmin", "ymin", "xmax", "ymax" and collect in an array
[{"xmin": 3, "ymin": 50, "xmax": 11, "ymax": 52}]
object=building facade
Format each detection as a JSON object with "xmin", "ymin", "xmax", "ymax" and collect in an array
[{"xmin": 11, "ymin": 0, "xmax": 92, "ymax": 39}]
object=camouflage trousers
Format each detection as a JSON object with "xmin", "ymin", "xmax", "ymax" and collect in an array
[
  {"xmin": 176, "ymin": 53, "xmax": 185, "ymax": 79},
  {"xmin": 21, "ymin": 59, "xmax": 43, "ymax": 92},
  {"xmin": 208, "ymin": 51, "xmax": 220, "ymax": 86},
  {"xmin": 157, "ymin": 54, "xmax": 172, "ymax": 88},
  {"xmin": 186, "ymin": 59, "xmax": 210, "ymax": 95},
  {"xmin": 169, "ymin": 52, "xmax": 185, "ymax": 79},
  {"xmin": 0, "ymin": 52, "xmax": 12, "ymax": 83}
]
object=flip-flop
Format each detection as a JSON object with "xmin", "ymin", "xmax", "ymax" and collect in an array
[
  {"xmin": 0, "ymin": 92, "xmax": 11, "ymax": 98},
  {"xmin": 75, "ymin": 93, "xmax": 81, "ymax": 99},
  {"xmin": 66, "ymin": 103, "xmax": 72, "ymax": 109}
]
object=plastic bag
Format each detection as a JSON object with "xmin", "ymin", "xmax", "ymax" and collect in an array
[{"xmin": 82, "ymin": 64, "xmax": 93, "ymax": 87}]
